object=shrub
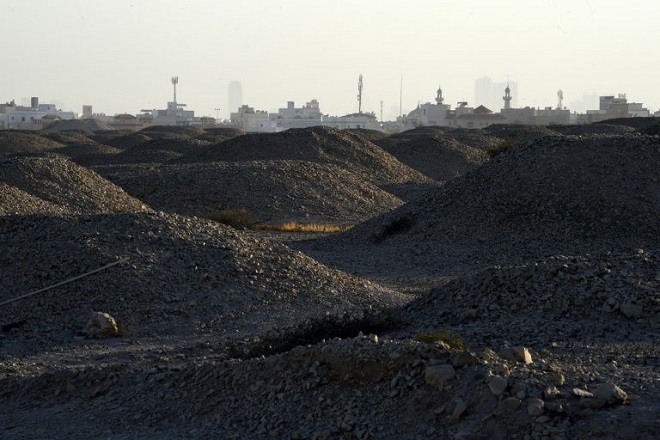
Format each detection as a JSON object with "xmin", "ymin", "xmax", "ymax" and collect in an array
[
  {"xmin": 415, "ymin": 330, "xmax": 466, "ymax": 349},
  {"xmin": 207, "ymin": 208, "xmax": 255, "ymax": 229}
]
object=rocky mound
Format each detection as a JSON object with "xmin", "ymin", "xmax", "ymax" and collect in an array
[
  {"xmin": 0, "ymin": 212, "xmax": 406, "ymax": 345},
  {"xmin": 110, "ymin": 137, "xmax": 212, "ymax": 164},
  {"xmin": 377, "ymin": 133, "xmax": 489, "ymax": 181},
  {"xmin": 596, "ymin": 116, "xmax": 660, "ymax": 131},
  {"xmin": 0, "ymin": 130, "xmax": 64, "ymax": 155},
  {"xmin": 139, "ymin": 125, "xmax": 206, "ymax": 138},
  {"xmin": 299, "ymin": 134, "xmax": 660, "ymax": 277},
  {"xmin": 42, "ymin": 118, "xmax": 113, "ymax": 133},
  {"xmin": 195, "ymin": 126, "xmax": 245, "ymax": 143},
  {"xmin": 551, "ymin": 123, "xmax": 638, "ymax": 136},
  {"xmin": 483, "ymin": 124, "xmax": 561, "ymax": 144},
  {"xmin": 0, "ymin": 182, "xmax": 65, "ymax": 215},
  {"xmin": 95, "ymin": 160, "xmax": 403, "ymax": 224},
  {"xmin": 180, "ymin": 127, "xmax": 434, "ymax": 191},
  {"xmin": 442, "ymin": 128, "xmax": 504, "ymax": 151},
  {"xmin": 345, "ymin": 128, "xmax": 391, "ymax": 143},
  {"xmin": 0, "ymin": 154, "xmax": 150, "ymax": 215}
]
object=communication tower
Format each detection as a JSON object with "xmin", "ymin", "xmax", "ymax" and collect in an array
[
  {"xmin": 171, "ymin": 76, "xmax": 179, "ymax": 103},
  {"xmin": 557, "ymin": 90, "xmax": 564, "ymax": 110},
  {"xmin": 357, "ymin": 74, "xmax": 364, "ymax": 114}
]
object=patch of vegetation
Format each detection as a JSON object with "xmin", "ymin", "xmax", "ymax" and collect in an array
[
  {"xmin": 255, "ymin": 222, "xmax": 352, "ymax": 233},
  {"xmin": 415, "ymin": 330, "xmax": 466, "ymax": 349},
  {"xmin": 487, "ymin": 138, "xmax": 518, "ymax": 158},
  {"xmin": 372, "ymin": 215, "xmax": 415, "ymax": 243},
  {"xmin": 207, "ymin": 208, "xmax": 255, "ymax": 229}
]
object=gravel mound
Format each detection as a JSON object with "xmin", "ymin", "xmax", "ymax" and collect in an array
[
  {"xmin": 109, "ymin": 137, "xmax": 212, "ymax": 164},
  {"xmin": 0, "ymin": 130, "xmax": 64, "ymax": 155},
  {"xmin": 596, "ymin": 116, "xmax": 660, "ymax": 131},
  {"xmin": 377, "ymin": 133, "xmax": 489, "ymax": 181},
  {"xmin": 42, "ymin": 119, "xmax": 114, "ymax": 133},
  {"xmin": 345, "ymin": 128, "xmax": 391, "ymax": 143},
  {"xmin": 95, "ymin": 160, "xmax": 403, "ymax": 224},
  {"xmin": 195, "ymin": 127, "xmax": 245, "ymax": 143},
  {"xmin": 0, "ymin": 154, "xmax": 150, "ymax": 215},
  {"xmin": 442, "ymin": 128, "xmax": 504, "ymax": 150},
  {"xmin": 139, "ymin": 125, "xmax": 206, "ymax": 138},
  {"xmin": 301, "ymin": 134, "xmax": 660, "ymax": 277},
  {"xmin": 0, "ymin": 182, "xmax": 65, "ymax": 215},
  {"xmin": 180, "ymin": 126, "xmax": 434, "ymax": 191},
  {"xmin": 0, "ymin": 212, "xmax": 406, "ymax": 344},
  {"xmin": 551, "ymin": 123, "xmax": 638, "ymax": 136},
  {"xmin": 482, "ymin": 124, "xmax": 561, "ymax": 143}
]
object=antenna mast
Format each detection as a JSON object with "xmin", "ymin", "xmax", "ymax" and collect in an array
[
  {"xmin": 380, "ymin": 100, "xmax": 383, "ymax": 122},
  {"xmin": 399, "ymin": 74, "xmax": 403, "ymax": 119},
  {"xmin": 357, "ymin": 74, "xmax": 363, "ymax": 114},
  {"xmin": 171, "ymin": 76, "xmax": 179, "ymax": 103},
  {"xmin": 557, "ymin": 90, "xmax": 563, "ymax": 110}
]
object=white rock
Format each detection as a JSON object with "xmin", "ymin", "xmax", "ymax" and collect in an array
[
  {"xmin": 84, "ymin": 311, "xmax": 120, "ymax": 338},
  {"xmin": 500, "ymin": 346, "xmax": 533, "ymax": 364}
]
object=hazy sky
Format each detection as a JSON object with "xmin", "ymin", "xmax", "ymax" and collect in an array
[{"xmin": 2, "ymin": 0, "xmax": 659, "ymax": 119}]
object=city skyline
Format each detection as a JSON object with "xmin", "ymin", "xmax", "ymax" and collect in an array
[{"xmin": 2, "ymin": 1, "xmax": 659, "ymax": 118}]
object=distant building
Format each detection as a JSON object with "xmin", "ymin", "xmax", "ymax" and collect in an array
[
  {"xmin": 578, "ymin": 94, "xmax": 650, "ymax": 123},
  {"xmin": 228, "ymin": 81, "xmax": 243, "ymax": 117},
  {"xmin": 0, "ymin": 96, "xmax": 75, "ymax": 130},
  {"xmin": 475, "ymin": 77, "xmax": 518, "ymax": 111},
  {"xmin": 230, "ymin": 104, "xmax": 272, "ymax": 132}
]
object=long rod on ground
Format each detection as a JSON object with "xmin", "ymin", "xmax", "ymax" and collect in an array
[{"xmin": 0, "ymin": 259, "xmax": 125, "ymax": 307}]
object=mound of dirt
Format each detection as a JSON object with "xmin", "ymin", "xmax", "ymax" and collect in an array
[
  {"xmin": 139, "ymin": 125, "xmax": 205, "ymax": 138},
  {"xmin": 482, "ymin": 124, "xmax": 561, "ymax": 143},
  {"xmin": 300, "ymin": 134, "xmax": 660, "ymax": 277},
  {"xmin": 442, "ymin": 128, "xmax": 504, "ymax": 150},
  {"xmin": 377, "ymin": 133, "xmax": 489, "ymax": 181},
  {"xmin": 0, "ymin": 154, "xmax": 150, "ymax": 215},
  {"xmin": 0, "ymin": 212, "xmax": 406, "ymax": 344},
  {"xmin": 42, "ymin": 118, "xmax": 114, "ymax": 133},
  {"xmin": 195, "ymin": 126, "xmax": 245, "ymax": 143},
  {"xmin": 180, "ymin": 127, "xmax": 434, "ymax": 192},
  {"xmin": 0, "ymin": 130, "xmax": 64, "ymax": 155},
  {"xmin": 551, "ymin": 123, "xmax": 638, "ymax": 136},
  {"xmin": 596, "ymin": 116, "xmax": 660, "ymax": 131},
  {"xmin": 345, "ymin": 128, "xmax": 391, "ymax": 143},
  {"xmin": 95, "ymin": 160, "xmax": 403, "ymax": 224}
]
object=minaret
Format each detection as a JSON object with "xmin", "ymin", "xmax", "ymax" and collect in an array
[
  {"xmin": 503, "ymin": 83, "xmax": 512, "ymax": 110},
  {"xmin": 435, "ymin": 84, "xmax": 444, "ymax": 105}
]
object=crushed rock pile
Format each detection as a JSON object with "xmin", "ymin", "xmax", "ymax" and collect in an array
[
  {"xmin": 376, "ymin": 131, "xmax": 489, "ymax": 181},
  {"xmin": 95, "ymin": 160, "xmax": 403, "ymax": 224},
  {"xmin": 482, "ymin": 124, "xmax": 561, "ymax": 144},
  {"xmin": 0, "ymin": 130, "xmax": 64, "ymax": 155},
  {"xmin": 2, "ymin": 327, "xmax": 655, "ymax": 439},
  {"xmin": 550, "ymin": 123, "xmax": 638, "ymax": 136},
  {"xmin": 0, "ymin": 154, "xmax": 150, "ymax": 215},
  {"xmin": 179, "ymin": 126, "xmax": 434, "ymax": 192},
  {"xmin": 0, "ymin": 212, "xmax": 406, "ymax": 347},
  {"xmin": 299, "ymin": 134, "xmax": 660, "ymax": 277},
  {"xmin": 42, "ymin": 118, "xmax": 114, "ymax": 133},
  {"xmin": 442, "ymin": 128, "xmax": 504, "ymax": 151}
]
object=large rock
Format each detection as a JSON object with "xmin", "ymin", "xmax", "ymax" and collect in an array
[{"xmin": 84, "ymin": 312, "xmax": 120, "ymax": 338}]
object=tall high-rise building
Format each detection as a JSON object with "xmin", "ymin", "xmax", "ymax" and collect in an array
[
  {"xmin": 475, "ymin": 77, "xmax": 518, "ymax": 111},
  {"xmin": 228, "ymin": 81, "xmax": 243, "ymax": 117}
]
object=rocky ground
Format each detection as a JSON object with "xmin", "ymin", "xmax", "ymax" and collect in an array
[{"xmin": 1, "ymin": 123, "xmax": 660, "ymax": 439}]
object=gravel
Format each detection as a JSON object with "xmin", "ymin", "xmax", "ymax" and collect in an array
[{"xmin": 95, "ymin": 160, "xmax": 403, "ymax": 224}]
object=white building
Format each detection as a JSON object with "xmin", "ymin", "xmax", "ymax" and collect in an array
[
  {"xmin": 0, "ymin": 97, "xmax": 75, "ymax": 130},
  {"xmin": 230, "ymin": 104, "xmax": 273, "ymax": 132}
]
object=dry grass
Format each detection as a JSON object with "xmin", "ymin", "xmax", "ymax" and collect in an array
[
  {"xmin": 207, "ymin": 208, "xmax": 255, "ymax": 229},
  {"xmin": 415, "ymin": 330, "xmax": 466, "ymax": 349},
  {"xmin": 255, "ymin": 222, "xmax": 352, "ymax": 233}
]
